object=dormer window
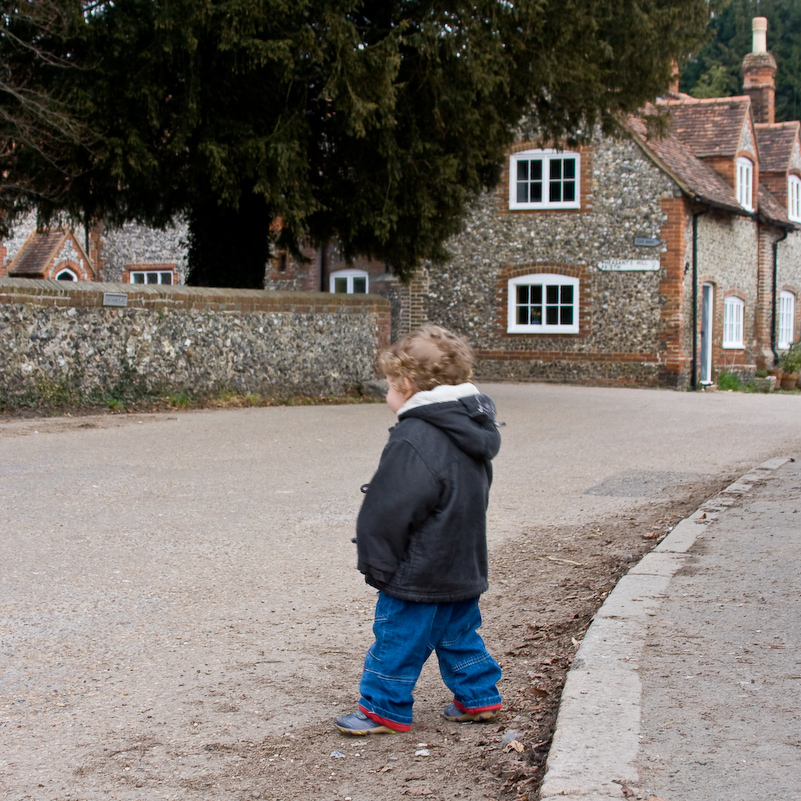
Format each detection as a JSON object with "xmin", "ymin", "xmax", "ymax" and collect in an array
[
  {"xmin": 509, "ymin": 150, "xmax": 581, "ymax": 210},
  {"xmin": 788, "ymin": 175, "xmax": 801, "ymax": 223},
  {"xmin": 736, "ymin": 157, "xmax": 754, "ymax": 211}
]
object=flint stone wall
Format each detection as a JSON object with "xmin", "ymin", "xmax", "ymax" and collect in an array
[
  {"xmin": 688, "ymin": 211, "xmax": 760, "ymax": 379},
  {"xmin": 100, "ymin": 220, "xmax": 189, "ymax": 283},
  {"xmin": 777, "ymin": 233, "xmax": 801, "ymax": 342},
  {"xmin": 422, "ymin": 133, "xmax": 681, "ymax": 386},
  {"xmin": 0, "ymin": 279, "xmax": 389, "ymax": 406}
]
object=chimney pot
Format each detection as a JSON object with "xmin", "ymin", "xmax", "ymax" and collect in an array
[{"xmin": 752, "ymin": 17, "xmax": 768, "ymax": 54}]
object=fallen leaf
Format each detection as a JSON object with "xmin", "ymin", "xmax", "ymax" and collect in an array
[
  {"xmin": 642, "ymin": 532, "xmax": 659, "ymax": 540},
  {"xmin": 504, "ymin": 739, "xmax": 524, "ymax": 753},
  {"xmin": 402, "ymin": 789, "xmax": 433, "ymax": 796}
]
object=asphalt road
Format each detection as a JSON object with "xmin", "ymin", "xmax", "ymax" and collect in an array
[{"xmin": 2, "ymin": 383, "xmax": 801, "ymax": 800}]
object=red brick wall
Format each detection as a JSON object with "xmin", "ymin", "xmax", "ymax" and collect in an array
[{"xmin": 658, "ymin": 198, "xmax": 690, "ymax": 386}]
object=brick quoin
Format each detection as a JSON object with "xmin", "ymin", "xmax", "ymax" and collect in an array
[{"xmin": 658, "ymin": 198, "xmax": 690, "ymax": 387}]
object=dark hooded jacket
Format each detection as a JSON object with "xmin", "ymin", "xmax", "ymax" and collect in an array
[{"xmin": 356, "ymin": 387, "xmax": 501, "ymax": 603}]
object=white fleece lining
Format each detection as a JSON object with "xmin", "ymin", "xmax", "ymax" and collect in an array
[{"xmin": 396, "ymin": 382, "xmax": 480, "ymax": 417}]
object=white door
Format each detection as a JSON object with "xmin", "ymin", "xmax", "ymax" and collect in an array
[{"xmin": 700, "ymin": 283, "xmax": 713, "ymax": 384}]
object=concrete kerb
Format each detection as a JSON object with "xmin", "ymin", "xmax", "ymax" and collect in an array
[{"xmin": 538, "ymin": 456, "xmax": 794, "ymax": 801}]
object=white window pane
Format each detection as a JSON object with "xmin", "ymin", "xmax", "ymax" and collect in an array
[
  {"xmin": 723, "ymin": 298, "xmax": 744, "ymax": 347},
  {"xmin": 737, "ymin": 158, "xmax": 753, "ymax": 210},
  {"xmin": 510, "ymin": 151, "xmax": 578, "ymax": 209},
  {"xmin": 789, "ymin": 177, "xmax": 801, "ymax": 222},
  {"xmin": 779, "ymin": 292, "xmax": 795, "ymax": 349},
  {"xmin": 508, "ymin": 274, "xmax": 579, "ymax": 333}
]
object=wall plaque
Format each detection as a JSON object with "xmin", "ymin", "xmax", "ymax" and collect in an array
[
  {"xmin": 103, "ymin": 293, "xmax": 129, "ymax": 307},
  {"xmin": 634, "ymin": 237, "xmax": 662, "ymax": 247},
  {"xmin": 597, "ymin": 259, "xmax": 660, "ymax": 272}
]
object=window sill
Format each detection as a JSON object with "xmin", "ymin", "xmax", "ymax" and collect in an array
[{"xmin": 506, "ymin": 328, "xmax": 580, "ymax": 335}]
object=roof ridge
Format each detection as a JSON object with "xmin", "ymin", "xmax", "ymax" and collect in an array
[{"xmin": 659, "ymin": 95, "xmax": 751, "ymax": 107}]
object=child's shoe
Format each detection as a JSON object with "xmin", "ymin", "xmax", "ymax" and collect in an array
[
  {"xmin": 335, "ymin": 710, "xmax": 397, "ymax": 735},
  {"xmin": 442, "ymin": 702, "xmax": 500, "ymax": 723}
]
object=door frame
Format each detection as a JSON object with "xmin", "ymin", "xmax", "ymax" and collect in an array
[{"xmin": 700, "ymin": 282, "xmax": 714, "ymax": 384}]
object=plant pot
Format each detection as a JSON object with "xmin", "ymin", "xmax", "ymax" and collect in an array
[
  {"xmin": 768, "ymin": 368, "xmax": 783, "ymax": 382},
  {"xmin": 780, "ymin": 372, "xmax": 799, "ymax": 390}
]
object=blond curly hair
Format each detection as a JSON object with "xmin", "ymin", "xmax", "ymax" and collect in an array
[{"xmin": 378, "ymin": 325, "xmax": 474, "ymax": 392}]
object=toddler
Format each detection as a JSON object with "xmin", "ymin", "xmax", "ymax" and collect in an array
[{"xmin": 336, "ymin": 324, "xmax": 503, "ymax": 734}]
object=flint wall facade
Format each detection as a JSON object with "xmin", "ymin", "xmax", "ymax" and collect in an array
[
  {"xmin": 0, "ymin": 279, "xmax": 389, "ymax": 408},
  {"xmin": 420, "ymin": 134, "xmax": 681, "ymax": 386}
]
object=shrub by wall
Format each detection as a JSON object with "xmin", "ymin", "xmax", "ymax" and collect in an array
[{"xmin": 0, "ymin": 279, "xmax": 390, "ymax": 409}]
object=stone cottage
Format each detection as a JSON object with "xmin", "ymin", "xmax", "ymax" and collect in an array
[
  {"xmin": 3, "ymin": 229, "xmax": 96, "ymax": 282},
  {"xmin": 405, "ymin": 15, "xmax": 801, "ymax": 389},
  {"xmin": 0, "ymin": 215, "xmax": 188, "ymax": 286}
]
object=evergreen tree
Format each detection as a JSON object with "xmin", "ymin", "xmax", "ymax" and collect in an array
[
  {"xmin": 681, "ymin": 0, "xmax": 801, "ymax": 122},
  {"xmin": 3, "ymin": 0, "xmax": 712, "ymax": 287}
]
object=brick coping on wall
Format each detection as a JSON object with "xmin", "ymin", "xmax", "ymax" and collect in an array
[{"xmin": 0, "ymin": 278, "xmax": 390, "ymax": 314}]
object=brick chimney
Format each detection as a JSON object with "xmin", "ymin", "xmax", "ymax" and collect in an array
[{"xmin": 742, "ymin": 16, "xmax": 777, "ymax": 124}]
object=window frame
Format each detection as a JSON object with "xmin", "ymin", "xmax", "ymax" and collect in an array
[
  {"xmin": 507, "ymin": 273, "xmax": 580, "ymax": 334},
  {"xmin": 778, "ymin": 290, "xmax": 795, "ymax": 349},
  {"xmin": 55, "ymin": 268, "xmax": 77, "ymax": 281},
  {"xmin": 722, "ymin": 296, "xmax": 745, "ymax": 348},
  {"xmin": 329, "ymin": 268, "xmax": 368, "ymax": 294},
  {"xmin": 129, "ymin": 270, "xmax": 174, "ymax": 285},
  {"xmin": 736, "ymin": 157, "xmax": 754, "ymax": 211},
  {"xmin": 508, "ymin": 149, "xmax": 581, "ymax": 211},
  {"xmin": 788, "ymin": 175, "xmax": 801, "ymax": 223}
]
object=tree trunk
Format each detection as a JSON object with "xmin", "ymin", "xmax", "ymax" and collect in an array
[{"xmin": 185, "ymin": 191, "xmax": 271, "ymax": 289}]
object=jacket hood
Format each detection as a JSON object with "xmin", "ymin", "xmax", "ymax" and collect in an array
[{"xmin": 397, "ymin": 383, "xmax": 501, "ymax": 461}]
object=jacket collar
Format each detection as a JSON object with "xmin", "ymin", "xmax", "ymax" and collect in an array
[{"xmin": 396, "ymin": 382, "xmax": 479, "ymax": 418}]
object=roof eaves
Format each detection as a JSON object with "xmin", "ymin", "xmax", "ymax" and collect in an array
[{"xmin": 624, "ymin": 122, "xmax": 751, "ymax": 218}]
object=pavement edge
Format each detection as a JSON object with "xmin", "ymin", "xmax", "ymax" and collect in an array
[{"xmin": 538, "ymin": 456, "xmax": 794, "ymax": 801}]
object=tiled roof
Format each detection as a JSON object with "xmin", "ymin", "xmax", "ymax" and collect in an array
[
  {"xmin": 8, "ymin": 232, "xmax": 68, "ymax": 277},
  {"xmin": 658, "ymin": 96, "xmax": 752, "ymax": 158},
  {"xmin": 755, "ymin": 122, "xmax": 800, "ymax": 173},
  {"xmin": 758, "ymin": 184, "xmax": 789, "ymax": 224},
  {"xmin": 626, "ymin": 112, "xmax": 745, "ymax": 214}
]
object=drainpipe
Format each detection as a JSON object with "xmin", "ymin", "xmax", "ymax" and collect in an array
[
  {"xmin": 771, "ymin": 228, "xmax": 790, "ymax": 365},
  {"xmin": 691, "ymin": 205, "xmax": 709, "ymax": 390},
  {"xmin": 320, "ymin": 241, "xmax": 327, "ymax": 293}
]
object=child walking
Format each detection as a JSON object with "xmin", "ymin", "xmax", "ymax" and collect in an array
[{"xmin": 336, "ymin": 324, "xmax": 503, "ymax": 735}]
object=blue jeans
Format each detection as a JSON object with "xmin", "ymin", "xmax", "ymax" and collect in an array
[{"xmin": 358, "ymin": 593, "xmax": 502, "ymax": 731}]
